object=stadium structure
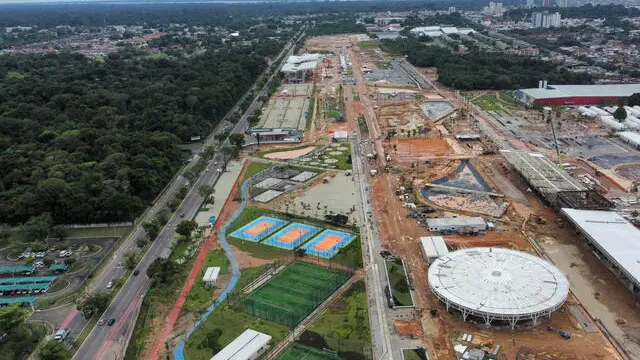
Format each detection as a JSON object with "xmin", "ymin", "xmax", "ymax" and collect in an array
[
  {"xmin": 428, "ymin": 247, "xmax": 569, "ymax": 328},
  {"xmin": 499, "ymin": 150, "xmax": 613, "ymax": 209},
  {"xmin": 515, "ymin": 83, "xmax": 640, "ymax": 106},
  {"xmin": 561, "ymin": 208, "xmax": 640, "ymax": 298}
]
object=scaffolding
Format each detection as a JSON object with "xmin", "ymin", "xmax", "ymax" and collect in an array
[
  {"xmin": 556, "ymin": 190, "xmax": 613, "ymax": 210},
  {"xmin": 500, "ymin": 150, "xmax": 585, "ymax": 203}
]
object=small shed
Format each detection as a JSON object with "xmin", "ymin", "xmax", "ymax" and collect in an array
[
  {"xmin": 333, "ymin": 130, "xmax": 349, "ymax": 142},
  {"xmin": 203, "ymin": 267, "xmax": 221, "ymax": 287},
  {"xmin": 420, "ymin": 236, "xmax": 449, "ymax": 263}
]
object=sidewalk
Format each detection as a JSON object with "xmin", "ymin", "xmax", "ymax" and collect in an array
[{"xmin": 194, "ymin": 160, "xmax": 243, "ymax": 227}]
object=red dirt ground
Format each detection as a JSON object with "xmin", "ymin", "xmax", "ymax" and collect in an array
[{"xmin": 388, "ymin": 137, "xmax": 452, "ymax": 158}]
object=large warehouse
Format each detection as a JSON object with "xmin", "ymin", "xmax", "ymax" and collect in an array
[
  {"xmin": 428, "ymin": 247, "xmax": 569, "ymax": 328},
  {"xmin": 561, "ymin": 208, "xmax": 640, "ymax": 298},
  {"xmin": 515, "ymin": 84, "xmax": 640, "ymax": 106}
]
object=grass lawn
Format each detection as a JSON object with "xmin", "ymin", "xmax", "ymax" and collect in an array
[
  {"xmin": 278, "ymin": 344, "xmax": 344, "ymax": 360},
  {"xmin": 402, "ymin": 348, "xmax": 428, "ymax": 360},
  {"xmin": 330, "ymin": 237, "xmax": 363, "ymax": 269},
  {"xmin": 242, "ymin": 161, "xmax": 273, "ymax": 182},
  {"xmin": 314, "ymin": 144, "xmax": 352, "ymax": 170},
  {"xmin": 184, "ymin": 249, "xmax": 231, "ymax": 312},
  {"xmin": 357, "ymin": 41, "xmax": 380, "ymax": 49},
  {"xmin": 471, "ymin": 92, "xmax": 522, "ymax": 112},
  {"xmin": 184, "ymin": 267, "xmax": 289, "ymax": 360},
  {"xmin": 304, "ymin": 280, "xmax": 371, "ymax": 360},
  {"xmin": 63, "ymin": 226, "xmax": 130, "ymax": 238},
  {"xmin": 385, "ymin": 259, "xmax": 412, "ymax": 307}
]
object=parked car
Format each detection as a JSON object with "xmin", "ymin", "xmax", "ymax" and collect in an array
[{"xmin": 106, "ymin": 281, "xmax": 113, "ymax": 289}]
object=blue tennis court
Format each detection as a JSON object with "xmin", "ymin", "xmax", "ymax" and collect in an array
[
  {"xmin": 263, "ymin": 223, "xmax": 322, "ymax": 250},
  {"xmin": 229, "ymin": 216, "xmax": 288, "ymax": 242},
  {"xmin": 302, "ymin": 229, "xmax": 356, "ymax": 259}
]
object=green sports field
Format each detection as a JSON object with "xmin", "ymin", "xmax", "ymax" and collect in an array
[
  {"xmin": 278, "ymin": 344, "xmax": 344, "ymax": 360},
  {"xmin": 242, "ymin": 262, "xmax": 350, "ymax": 327}
]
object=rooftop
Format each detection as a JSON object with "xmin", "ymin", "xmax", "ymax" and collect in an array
[
  {"xmin": 428, "ymin": 247, "xmax": 569, "ymax": 318},
  {"xmin": 520, "ymin": 84, "xmax": 640, "ymax": 100},
  {"xmin": 210, "ymin": 329, "xmax": 272, "ymax": 360},
  {"xmin": 426, "ymin": 217, "xmax": 486, "ymax": 228},
  {"xmin": 500, "ymin": 150, "xmax": 585, "ymax": 202},
  {"xmin": 561, "ymin": 208, "xmax": 640, "ymax": 287}
]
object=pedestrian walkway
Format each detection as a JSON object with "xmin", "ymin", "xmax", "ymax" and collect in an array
[{"xmin": 194, "ymin": 160, "xmax": 243, "ymax": 226}]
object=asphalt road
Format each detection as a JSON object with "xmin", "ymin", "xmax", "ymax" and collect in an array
[{"xmin": 71, "ymin": 28, "xmax": 305, "ymax": 360}]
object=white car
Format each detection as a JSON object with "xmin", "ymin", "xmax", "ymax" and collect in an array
[{"xmin": 106, "ymin": 281, "xmax": 113, "ymax": 289}]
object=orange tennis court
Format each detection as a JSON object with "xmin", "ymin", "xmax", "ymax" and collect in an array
[
  {"xmin": 263, "ymin": 223, "xmax": 321, "ymax": 250},
  {"xmin": 229, "ymin": 216, "xmax": 288, "ymax": 242},
  {"xmin": 302, "ymin": 229, "xmax": 355, "ymax": 258}
]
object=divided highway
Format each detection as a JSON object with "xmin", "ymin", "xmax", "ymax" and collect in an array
[{"xmin": 71, "ymin": 28, "xmax": 305, "ymax": 360}]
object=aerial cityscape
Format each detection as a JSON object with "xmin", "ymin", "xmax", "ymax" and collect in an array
[{"xmin": 1, "ymin": 1, "xmax": 640, "ymax": 360}]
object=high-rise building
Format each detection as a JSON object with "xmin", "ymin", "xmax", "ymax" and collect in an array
[
  {"xmin": 448, "ymin": 6, "xmax": 456, "ymax": 14},
  {"xmin": 556, "ymin": 0, "xmax": 568, "ymax": 8},
  {"xmin": 526, "ymin": 0, "xmax": 535, "ymax": 8},
  {"xmin": 543, "ymin": 0, "xmax": 551, "ymax": 7},
  {"xmin": 532, "ymin": 11, "xmax": 561, "ymax": 28},
  {"xmin": 483, "ymin": 2, "xmax": 505, "ymax": 16}
]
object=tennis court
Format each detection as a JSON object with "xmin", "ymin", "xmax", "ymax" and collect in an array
[
  {"xmin": 229, "ymin": 216, "xmax": 288, "ymax": 242},
  {"xmin": 278, "ymin": 344, "xmax": 344, "ymax": 360},
  {"xmin": 262, "ymin": 223, "xmax": 321, "ymax": 250},
  {"xmin": 302, "ymin": 229, "xmax": 355, "ymax": 259},
  {"xmin": 242, "ymin": 262, "xmax": 350, "ymax": 327}
]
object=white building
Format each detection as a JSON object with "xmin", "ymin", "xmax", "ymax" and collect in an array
[
  {"xmin": 210, "ymin": 329, "xmax": 272, "ymax": 360},
  {"xmin": 420, "ymin": 236, "xmax": 449, "ymax": 263},
  {"xmin": 532, "ymin": 11, "xmax": 561, "ymax": 28},
  {"xmin": 618, "ymin": 131, "xmax": 640, "ymax": 149},
  {"xmin": 333, "ymin": 130, "xmax": 349, "ymax": 142},
  {"xmin": 203, "ymin": 267, "xmax": 221, "ymax": 287},
  {"xmin": 426, "ymin": 217, "xmax": 486, "ymax": 234}
]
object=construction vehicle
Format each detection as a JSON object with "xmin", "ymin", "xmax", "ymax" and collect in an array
[{"xmin": 547, "ymin": 326, "xmax": 571, "ymax": 339}]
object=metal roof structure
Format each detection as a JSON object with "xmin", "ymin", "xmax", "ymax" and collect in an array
[
  {"xmin": 519, "ymin": 84, "xmax": 640, "ymax": 100},
  {"xmin": 0, "ymin": 297, "xmax": 35, "ymax": 305},
  {"xmin": 428, "ymin": 247, "xmax": 569, "ymax": 328},
  {"xmin": 426, "ymin": 217, "xmax": 486, "ymax": 229},
  {"xmin": 210, "ymin": 329, "xmax": 272, "ymax": 360},
  {"xmin": 0, "ymin": 276, "xmax": 56, "ymax": 285},
  {"xmin": 203, "ymin": 267, "xmax": 220, "ymax": 283},
  {"xmin": 561, "ymin": 208, "xmax": 640, "ymax": 292},
  {"xmin": 420, "ymin": 236, "xmax": 449, "ymax": 262},
  {"xmin": 0, "ymin": 266, "xmax": 34, "ymax": 274},
  {"xmin": 500, "ymin": 150, "xmax": 585, "ymax": 203}
]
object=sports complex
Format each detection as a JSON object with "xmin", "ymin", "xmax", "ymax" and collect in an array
[
  {"xmin": 229, "ymin": 215, "xmax": 356, "ymax": 259},
  {"xmin": 242, "ymin": 261, "xmax": 350, "ymax": 328}
]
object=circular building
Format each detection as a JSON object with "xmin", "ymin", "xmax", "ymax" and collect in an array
[{"xmin": 428, "ymin": 247, "xmax": 569, "ymax": 328}]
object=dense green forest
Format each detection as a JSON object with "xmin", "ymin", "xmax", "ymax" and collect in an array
[
  {"xmin": 381, "ymin": 37, "xmax": 592, "ymax": 90},
  {"xmin": 0, "ymin": 47, "xmax": 267, "ymax": 225},
  {"xmin": 504, "ymin": 4, "xmax": 640, "ymax": 21},
  {"xmin": 308, "ymin": 19, "xmax": 367, "ymax": 36}
]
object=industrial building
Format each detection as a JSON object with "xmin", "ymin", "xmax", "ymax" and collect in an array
[
  {"xmin": 280, "ymin": 53, "xmax": 321, "ymax": 83},
  {"xmin": 561, "ymin": 208, "xmax": 640, "ymax": 297},
  {"xmin": 426, "ymin": 217, "xmax": 486, "ymax": 234},
  {"xmin": 409, "ymin": 26, "xmax": 475, "ymax": 38},
  {"xmin": 210, "ymin": 329, "xmax": 272, "ymax": 360},
  {"xmin": 202, "ymin": 267, "xmax": 220, "ymax": 287},
  {"xmin": 515, "ymin": 83, "xmax": 640, "ymax": 106},
  {"xmin": 420, "ymin": 236, "xmax": 449, "ymax": 263},
  {"xmin": 428, "ymin": 247, "xmax": 569, "ymax": 328}
]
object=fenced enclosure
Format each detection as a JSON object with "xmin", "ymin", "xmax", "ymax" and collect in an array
[
  {"xmin": 263, "ymin": 222, "xmax": 322, "ymax": 250},
  {"xmin": 229, "ymin": 215, "xmax": 288, "ymax": 242},
  {"xmin": 241, "ymin": 261, "xmax": 350, "ymax": 328},
  {"xmin": 278, "ymin": 343, "xmax": 344, "ymax": 360}
]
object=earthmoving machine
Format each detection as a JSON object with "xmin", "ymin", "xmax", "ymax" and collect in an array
[{"xmin": 547, "ymin": 326, "xmax": 571, "ymax": 339}]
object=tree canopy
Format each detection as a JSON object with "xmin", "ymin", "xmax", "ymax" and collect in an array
[
  {"xmin": 380, "ymin": 37, "xmax": 592, "ymax": 90},
  {"xmin": 0, "ymin": 46, "xmax": 266, "ymax": 226}
]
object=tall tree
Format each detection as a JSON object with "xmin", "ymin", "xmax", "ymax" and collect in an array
[
  {"xmin": 37, "ymin": 341, "xmax": 72, "ymax": 360},
  {"xmin": 176, "ymin": 220, "xmax": 198, "ymax": 237},
  {"xmin": 0, "ymin": 305, "xmax": 28, "ymax": 335},
  {"xmin": 21, "ymin": 214, "xmax": 53, "ymax": 243},
  {"xmin": 614, "ymin": 107, "xmax": 628, "ymax": 122}
]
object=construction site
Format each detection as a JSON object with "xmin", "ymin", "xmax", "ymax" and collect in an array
[{"xmin": 340, "ymin": 34, "xmax": 640, "ymax": 360}]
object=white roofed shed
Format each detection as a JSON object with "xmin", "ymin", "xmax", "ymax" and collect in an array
[
  {"xmin": 420, "ymin": 236, "xmax": 449, "ymax": 263},
  {"xmin": 203, "ymin": 267, "xmax": 220, "ymax": 287},
  {"xmin": 210, "ymin": 329, "xmax": 272, "ymax": 360}
]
